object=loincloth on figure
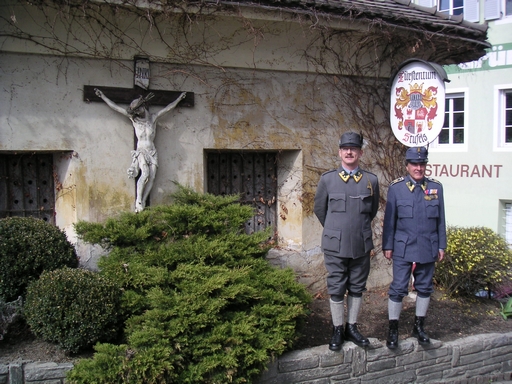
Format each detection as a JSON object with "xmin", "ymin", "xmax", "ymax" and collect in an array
[{"xmin": 127, "ymin": 149, "xmax": 158, "ymax": 178}]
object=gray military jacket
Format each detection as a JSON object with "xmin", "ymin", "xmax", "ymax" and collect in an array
[
  {"xmin": 382, "ymin": 175, "xmax": 447, "ymax": 263},
  {"xmin": 314, "ymin": 166, "xmax": 380, "ymax": 258}
]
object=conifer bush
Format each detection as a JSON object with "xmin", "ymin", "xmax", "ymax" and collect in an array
[
  {"xmin": 434, "ymin": 226, "xmax": 512, "ymax": 297},
  {"xmin": 24, "ymin": 267, "xmax": 122, "ymax": 353},
  {"xmin": 0, "ymin": 217, "xmax": 78, "ymax": 301},
  {"xmin": 68, "ymin": 185, "xmax": 311, "ymax": 384}
]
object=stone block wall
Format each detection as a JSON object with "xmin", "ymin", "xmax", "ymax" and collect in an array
[
  {"xmin": 0, "ymin": 362, "xmax": 73, "ymax": 384},
  {"xmin": 257, "ymin": 332, "xmax": 512, "ymax": 383},
  {"xmin": 1, "ymin": 333, "xmax": 511, "ymax": 383}
]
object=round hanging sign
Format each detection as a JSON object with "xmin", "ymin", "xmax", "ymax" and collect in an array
[{"xmin": 389, "ymin": 59, "xmax": 448, "ymax": 147}]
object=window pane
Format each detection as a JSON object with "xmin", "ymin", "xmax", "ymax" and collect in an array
[
  {"xmin": 453, "ymin": 97, "xmax": 465, "ymax": 111},
  {"xmin": 453, "ymin": 112, "xmax": 464, "ymax": 127},
  {"xmin": 506, "ymin": 127, "xmax": 512, "ymax": 143},
  {"xmin": 439, "ymin": 0, "xmax": 450, "ymax": 11},
  {"xmin": 506, "ymin": 92, "xmax": 512, "ymax": 107},
  {"xmin": 506, "ymin": 0, "xmax": 512, "ymax": 16},
  {"xmin": 442, "ymin": 93, "xmax": 465, "ymax": 146},
  {"xmin": 453, "ymin": 0, "xmax": 463, "ymax": 7},
  {"xmin": 506, "ymin": 110, "xmax": 512, "ymax": 126},
  {"xmin": 453, "ymin": 7, "xmax": 463, "ymax": 14},
  {"xmin": 453, "ymin": 129, "xmax": 464, "ymax": 144},
  {"xmin": 439, "ymin": 129, "xmax": 449, "ymax": 143},
  {"xmin": 443, "ymin": 113, "xmax": 449, "ymax": 127}
]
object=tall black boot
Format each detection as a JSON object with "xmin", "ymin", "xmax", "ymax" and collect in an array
[
  {"xmin": 386, "ymin": 320, "xmax": 399, "ymax": 349},
  {"xmin": 412, "ymin": 316, "xmax": 430, "ymax": 345},
  {"xmin": 329, "ymin": 325, "xmax": 344, "ymax": 351}
]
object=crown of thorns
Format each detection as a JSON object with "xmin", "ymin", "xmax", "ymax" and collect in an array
[{"xmin": 128, "ymin": 92, "xmax": 155, "ymax": 113}]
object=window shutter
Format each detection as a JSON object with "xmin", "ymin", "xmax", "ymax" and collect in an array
[
  {"xmin": 464, "ymin": 0, "xmax": 480, "ymax": 21},
  {"xmin": 485, "ymin": 0, "xmax": 501, "ymax": 20},
  {"xmin": 505, "ymin": 203, "xmax": 512, "ymax": 247},
  {"xmin": 417, "ymin": 0, "xmax": 436, "ymax": 7}
]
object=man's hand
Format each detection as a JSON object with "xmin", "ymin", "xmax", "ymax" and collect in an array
[
  {"xmin": 94, "ymin": 88, "xmax": 104, "ymax": 98},
  {"xmin": 179, "ymin": 92, "xmax": 186, "ymax": 100},
  {"xmin": 384, "ymin": 250, "xmax": 393, "ymax": 260},
  {"xmin": 437, "ymin": 249, "xmax": 445, "ymax": 262}
]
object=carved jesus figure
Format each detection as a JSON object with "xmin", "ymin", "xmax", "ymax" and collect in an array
[{"xmin": 95, "ymin": 88, "xmax": 186, "ymax": 212}]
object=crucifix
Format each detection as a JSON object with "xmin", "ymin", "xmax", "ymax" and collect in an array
[{"xmin": 83, "ymin": 57, "xmax": 194, "ymax": 213}]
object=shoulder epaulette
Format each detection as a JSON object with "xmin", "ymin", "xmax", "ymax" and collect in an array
[
  {"xmin": 426, "ymin": 177, "xmax": 442, "ymax": 185},
  {"xmin": 389, "ymin": 176, "xmax": 404, "ymax": 186},
  {"xmin": 361, "ymin": 169, "xmax": 377, "ymax": 178},
  {"xmin": 322, "ymin": 169, "xmax": 337, "ymax": 176}
]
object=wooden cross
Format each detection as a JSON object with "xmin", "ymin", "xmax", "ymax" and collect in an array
[
  {"xmin": 82, "ymin": 58, "xmax": 193, "ymax": 212},
  {"xmin": 83, "ymin": 56, "xmax": 194, "ymax": 107},
  {"xmin": 83, "ymin": 85, "xmax": 194, "ymax": 107}
]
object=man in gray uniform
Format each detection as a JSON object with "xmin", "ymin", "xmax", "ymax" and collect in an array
[
  {"xmin": 382, "ymin": 146, "xmax": 446, "ymax": 349},
  {"xmin": 314, "ymin": 132, "xmax": 380, "ymax": 350}
]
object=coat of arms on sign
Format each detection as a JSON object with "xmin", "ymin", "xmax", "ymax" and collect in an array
[
  {"xmin": 389, "ymin": 60, "xmax": 448, "ymax": 147},
  {"xmin": 394, "ymin": 83, "xmax": 439, "ymax": 135}
]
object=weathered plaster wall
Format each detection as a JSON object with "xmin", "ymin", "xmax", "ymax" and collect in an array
[
  {"xmin": 0, "ymin": 51, "xmax": 393, "ymax": 291},
  {"xmin": 0, "ymin": 52, "xmax": 393, "ymax": 291}
]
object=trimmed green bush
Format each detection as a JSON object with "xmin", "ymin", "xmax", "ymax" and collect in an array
[
  {"xmin": 24, "ymin": 267, "xmax": 122, "ymax": 353},
  {"xmin": 68, "ymin": 185, "xmax": 311, "ymax": 384},
  {"xmin": 0, "ymin": 217, "xmax": 78, "ymax": 301},
  {"xmin": 434, "ymin": 226, "xmax": 512, "ymax": 297}
]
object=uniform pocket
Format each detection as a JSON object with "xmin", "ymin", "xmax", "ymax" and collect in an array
[
  {"xmin": 426, "ymin": 200, "xmax": 440, "ymax": 218},
  {"xmin": 393, "ymin": 233, "xmax": 408, "ymax": 257},
  {"xmin": 363, "ymin": 228, "xmax": 374, "ymax": 253},
  {"xmin": 397, "ymin": 200, "xmax": 413, "ymax": 218},
  {"xmin": 322, "ymin": 229, "xmax": 341, "ymax": 253},
  {"xmin": 329, "ymin": 194, "xmax": 346, "ymax": 213},
  {"xmin": 360, "ymin": 194, "xmax": 373, "ymax": 213}
]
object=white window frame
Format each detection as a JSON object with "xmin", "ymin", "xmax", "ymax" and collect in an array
[
  {"xmin": 493, "ymin": 85, "xmax": 512, "ymax": 151},
  {"xmin": 430, "ymin": 89, "xmax": 469, "ymax": 152},
  {"xmin": 415, "ymin": 0, "xmax": 480, "ymax": 21},
  {"xmin": 501, "ymin": 201, "xmax": 512, "ymax": 248},
  {"xmin": 438, "ymin": 0, "xmax": 465, "ymax": 15}
]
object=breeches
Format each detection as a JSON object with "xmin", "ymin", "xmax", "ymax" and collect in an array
[
  {"xmin": 389, "ymin": 259, "xmax": 435, "ymax": 302},
  {"xmin": 324, "ymin": 254, "xmax": 370, "ymax": 299}
]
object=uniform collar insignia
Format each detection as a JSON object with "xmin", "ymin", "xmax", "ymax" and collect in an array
[
  {"xmin": 339, "ymin": 171, "xmax": 350, "ymax": 182},
  {"xmin": 339, "ymin": 170, "xmax": 362, "ymax": 183},
  {"xmin": 406, "ymin": 180, "xmax": 427, "ymax": 192}
]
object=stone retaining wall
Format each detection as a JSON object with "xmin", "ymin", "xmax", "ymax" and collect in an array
[
  {"xmin": 0, "ymin": 362, "xmax": 73, "ymax": 384},
  {"xmin": 1, "ymin": 333, "xmax": 511, "ymax": 383},
  {"xmin": 257, "ymin": 332, "xmax": 512, "ymax": 383}
]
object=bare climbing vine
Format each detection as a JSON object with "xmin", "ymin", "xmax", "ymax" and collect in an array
[{"xmin": 1, "ymin": 0, "xmax": 483, "ymax": 245}]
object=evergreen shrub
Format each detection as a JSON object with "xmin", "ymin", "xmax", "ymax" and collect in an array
[
  {"xmin": 68, "ymin": 184, "xmax": 311, "ymax": 384},
  {"xmin": 434, "ymin": 226, "xmax": 512, "ymax": 297},
  {"xmin": 24, "ymin": 267, "xmax": 122, "ymax": 353},
  {"xmin": 0, "ymin": 217, "xmax": 78, "ymax": 301}
]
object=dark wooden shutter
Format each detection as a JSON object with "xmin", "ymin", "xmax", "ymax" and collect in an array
[
  {"xmin": 206, "ymin": 151, "xmax": 277, "ymax": 237},
  {"xmin": 0, "ymin": 153, "xmax": 55, "ymax": 223}
]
